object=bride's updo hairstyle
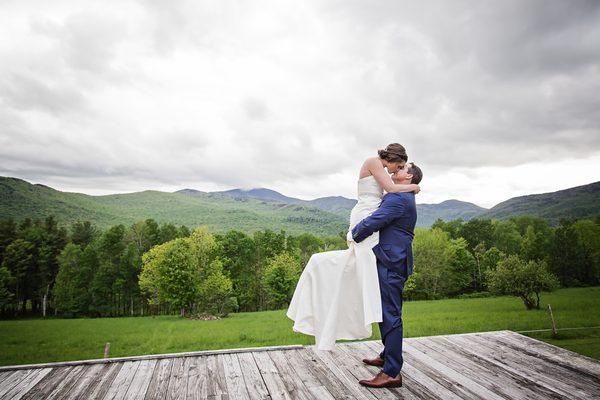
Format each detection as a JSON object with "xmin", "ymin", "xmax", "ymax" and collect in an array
[{"xmin": 378, "ymin": 143, "xmax": 408, "ymax": 163}]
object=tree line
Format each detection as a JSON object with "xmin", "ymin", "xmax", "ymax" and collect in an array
[
  {"xmin": 0, "ymin": 216, "xmax": 344, "ymax": 318},
  {"xmin": 0, "ymin": 214, "xmax": 598, "ymax": 318},
  {"xmin": 415, "ymin": 215, "xmax": 600, "ymax": 308}
]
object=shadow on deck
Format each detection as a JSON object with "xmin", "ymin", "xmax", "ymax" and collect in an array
[{"xmin": 0, "ymin": 330, "xmax": 599, "ymax": 399}]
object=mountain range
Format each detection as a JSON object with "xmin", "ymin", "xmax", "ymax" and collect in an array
[
  {"xmin": 478, "ymin": 181, "xmax": 600, "ymax": 224},
  {"xmin": 1, "ymin": 176, "xmax": 598, "ymax": 235}
]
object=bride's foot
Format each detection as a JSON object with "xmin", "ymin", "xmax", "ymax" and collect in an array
[{"xmin": 362, "ymin": 355, "xmax": 384, "ymax": 367}]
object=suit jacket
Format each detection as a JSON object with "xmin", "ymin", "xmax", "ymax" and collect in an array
[{"xmin": 351, "ymin": 192, "xmax": 417, "ymax": 277}]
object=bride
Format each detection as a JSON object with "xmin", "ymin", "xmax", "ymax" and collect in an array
[{"xmin": 286, "ymin": 143, "xmax": 420, "ymax": 350}]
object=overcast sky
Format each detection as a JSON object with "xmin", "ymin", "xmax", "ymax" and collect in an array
[{"xmin": 1, "ymin": 0, "xmax": 599, "ymax": 208}]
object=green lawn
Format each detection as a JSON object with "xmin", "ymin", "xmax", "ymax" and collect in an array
[{"xmin": 1, "ymin": 286, "xmax": 599, "ymax": 366}]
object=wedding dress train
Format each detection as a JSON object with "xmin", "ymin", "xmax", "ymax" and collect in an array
[{"xmin": 286, "ymin": 175, "xmax": 383, "ymax": 350}]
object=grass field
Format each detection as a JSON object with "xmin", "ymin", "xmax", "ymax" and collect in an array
[{"xmin": 1, "ymin": 286, "xmax": 599, "ymax": 366}]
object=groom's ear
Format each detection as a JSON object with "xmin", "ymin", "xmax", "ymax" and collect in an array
[{"xmin": 406, "ymin": 173, "xmax": 413, "ymax": 181}]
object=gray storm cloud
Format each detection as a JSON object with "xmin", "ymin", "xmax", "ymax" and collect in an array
[{"xmin": 0, "ymin": 0, "xmax": 599, "ymax": 204}]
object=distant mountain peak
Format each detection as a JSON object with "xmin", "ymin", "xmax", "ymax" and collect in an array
[
  {"xmin": 420, "ymin": 199, "xmax": 486, "ymax": 208},
  {"xmin": 211, "ymin": 187, "xmax": 303, "ymax": 204},
  {"xmin": 416, "ymin": 199, "xmax": 487, "ymax": 226},
  {"xmin": 175, "ymin": 188, "xmax": 206, "ymax": 195}
]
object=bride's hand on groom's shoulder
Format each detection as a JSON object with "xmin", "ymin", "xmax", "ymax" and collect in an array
[{"xmin": 413, "ymin": 185, "xmax": 421, "ymax": 194}]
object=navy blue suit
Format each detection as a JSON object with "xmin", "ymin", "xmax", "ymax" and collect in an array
[{"xmin": 351, "ymin": 192, "xmax": 416, "ymax": 377}]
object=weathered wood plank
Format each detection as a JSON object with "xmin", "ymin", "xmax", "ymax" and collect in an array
[
  {"xmin": 429, "ymin": 335, "xmax": 570, "ymax": 399},
  {"xmin": 415, "ymin": 336, "xmax": 563, "ymax": 400},
  {"xmin": 45, "ymin": 365, "xmax": 87, "ymax": 400},
  {"xmin": 465, "ymin": 333, "xmax": 600, "ymax": 397},
  {"xmin": 166, "ymin": 357, "xmax": 188, "ymax": 400},
  {"xmin": 344, "ymin": 341, "xmax": 423, "ymax": 400},
  {"xmin": 186, "ymin": 356, "xmax": 208, "ymax": 400},
  {"xmin": 0, "ymin": 345, "xmax": 303, "ymax": 372},
  {"xmin": 125, "ymin": 359, "xmax": 157, "ymax": 400},
  {"xmin": 308, "ymin": 346, "xmax": 376, "ymax": 400},
  {"xmin": 491, "ymin": 331, "xmax": 600, "ymax": 376},
  {"xmin": 364, "ymin": 340, "xmax": 465, "ymax": 400},
  {"xmin": 4, "ymin": 331, "xmax": 600, "ymax": 400},
  {"xmin": 63, "ymin": 363, "xmax": 106, "ymax": 400},
  {"xmin": 295, "ymin": 348, "xmax": 351, "ymax": 399},
  {"xmin": 21, "ymin": 366, "xmax": 76, "ymax": 400},
  {"xmin": 221, "ymin": 353, "xmax": 250, "ymax": 400},
  {"xmin": 354, "ymin": 341, "xmax": 439, "ymax": 400},
  {"xmin": 88, "ymin": 362, "xmax": 124, "ymax": 400},
  {"xmin": 283, "ymin": 349, "xmax": 336, "ymax": 400},
  {"xmin": 403, "ymin": 348, "xmax": 487, "ymax": 399},
  {"xmin": 267, "ymin": 350, "xmax": 321, "ymax": 400},
  {"xmin": 299, "ymin": 347, "xmax": 359, "ymax": 399},
  {"xmin": 205, "ymin": 354, "xmax": 227, "ymax": 399},
  {"xmin": 102, "ymin": 361, "xmax": 141, "ymax": 400},
  {"xmin": 252, "ymin": 351, "xmax": 290, "ymax": 400},
  {"xmin": 0, "ymin": 371, "xmax": 15, "ymax": 385},
  {"xmin": 0, "ymin": 369, "xmax": 28, "ymax": 398},
  {"xmin": 0, "ymin": 367, "xmax": 51, "ymax": 400},
  {"xmin": 335, "ymin": 342, "xmax": 405, "ymax": 400},
  {"xmin": 144, "ymin": 358, "xmax": 173, "ymax": 400},
  {"xmin": 443, "ymin": 334, "xmax": 586, "ymax": 399},
  {"xmin": 404, "ymin": 340, "xmax": 507, "ymax": 400},
  {"xmin": 237, "ymin": 352, "xmax": 270, "ymax": 400}
]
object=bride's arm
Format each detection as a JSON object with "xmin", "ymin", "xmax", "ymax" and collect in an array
[{"xmin": 367, "ymin": 158, "xmax": 420, "ymax": 193}]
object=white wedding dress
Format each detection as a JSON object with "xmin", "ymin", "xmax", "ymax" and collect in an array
[{"xmin": 286, "ymin": 175, "xmax": 383, "ymax": 350}]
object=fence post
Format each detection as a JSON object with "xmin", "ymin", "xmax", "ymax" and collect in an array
[
  {"xmin": 547, "ymin": 304, "xmax": 558, "ymax": 337},
  {"xmin": 104, "ymin": 342, "xmax": 111, "ymax": 359}
]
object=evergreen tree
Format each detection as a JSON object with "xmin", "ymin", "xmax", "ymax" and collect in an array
[
  {"xmin": 71, "ymin": 221, "xmax": 98, "ymax": 249},
  {"xmin": 1, "ymin": 239, "xmax": 35, "ymax": 313},
  {"xmin": 0, "ymin": 218, "xmax": 17, "ymax": 266},
  {"xmin": 0, "ymin": 266, "xmax": 14, "ymax": 311},
  {"xmin": 53, "ymin": 244, "xmax": 87, "ymax": 316}
]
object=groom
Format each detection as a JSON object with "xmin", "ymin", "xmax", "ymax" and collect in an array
[{"xmin": 349, "ymin": 162, "xmax": 422, "ymax": 388}]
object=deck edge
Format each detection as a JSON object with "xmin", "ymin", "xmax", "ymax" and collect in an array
[{"xmin": 0, "ymin": 343, "xmax": 305, "ymax": 372}]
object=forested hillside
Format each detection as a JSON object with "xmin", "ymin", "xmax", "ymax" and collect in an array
[
  {"xmin": 0, "ymin": 177, "xmax": 347, "ymax": 235},
  {"xmin": 2, "ymin": 177, "xmax": 599, "ymax": 235},
  {"xmin": 480, "ymin": 181, "xmax": 600, "ymax": 224}
]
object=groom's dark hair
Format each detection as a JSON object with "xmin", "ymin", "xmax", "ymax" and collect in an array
[{"xmin": 408, "ymin": 163, "xmax": 423, "ymax": 184}]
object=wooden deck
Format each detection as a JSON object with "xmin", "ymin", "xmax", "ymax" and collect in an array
[{"xmin": 0, "ymin": 330, "xmax": 599, "ymax": 399}]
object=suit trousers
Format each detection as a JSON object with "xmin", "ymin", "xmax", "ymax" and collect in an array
[{"xmin": 376, "ymin": 259, "xmax": 407, "ymax": 377}]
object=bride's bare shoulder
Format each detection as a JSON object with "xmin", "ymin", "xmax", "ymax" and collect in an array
[
  {"xmin": 358, "ymin": 157, "xmax": 379, "ymax": 178},
  {"xmin": 362, "ymin": 157, "xmax": 379, "ymax": 167}
]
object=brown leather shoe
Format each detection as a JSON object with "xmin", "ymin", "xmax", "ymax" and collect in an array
[
  {"xmin": 359, "ymin": 371, "xmax": 402, "ymax": 388},
  {"xmin": 362, "ymin": 356, "xmax": 384, "ymax": 367}
]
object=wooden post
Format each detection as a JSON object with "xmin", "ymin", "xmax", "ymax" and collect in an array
[
  {"xmin": 43, "ymin": 284, "xmax": 49, "ymax": 317},
  {"xmin": 547, "ymin": 304, "xmax": 557, "ymax": 337},
  {"xmin": 104, "ymin": 342, "xmax": 111, "ymax": 359}
]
